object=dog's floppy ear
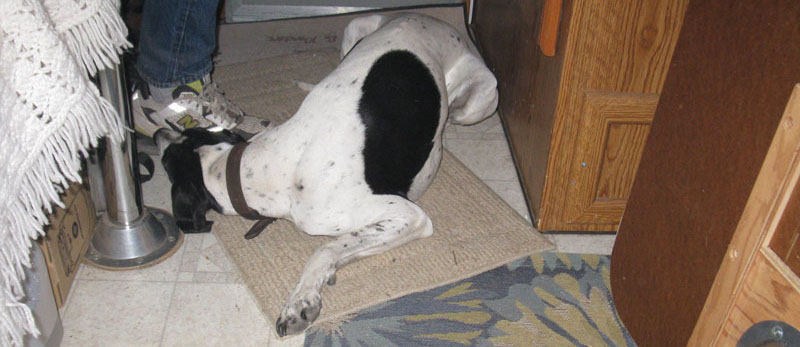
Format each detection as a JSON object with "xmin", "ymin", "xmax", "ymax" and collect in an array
[
  {"xmin": 171, "ymin": 180, "xmax": 214, "ymax": 233},
  {"xmin": 341, "ymin": 14, "xmax": 386, "ymax": 60},
  {"xmin": 445, "ymin": 52, "xmax": 499, "ymax": 125}
]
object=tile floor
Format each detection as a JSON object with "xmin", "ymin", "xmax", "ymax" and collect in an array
[{"xmin": 60, "ymin": 111, "xmax": 616, "ymax": 346}]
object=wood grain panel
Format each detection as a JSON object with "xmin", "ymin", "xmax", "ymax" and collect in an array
[
  {"xmin": 596, "ymin": 123, "xmax": 650, "ymax": 200},
  {"xmin": 564, "ymin": 91, "xmax": 657, "ymax": 226},
  {"xmin": 788, "ymin": 240, "xmax": 800, "ymax": 277},
  {"xmin": 716, "ymin": 251, "xmax": 800, "ymax": 345},
  {"xmin": 537, "ymin": 0, "xmax": 687, "ymax": 231},
  {"xmin": 612, "ymin": 1, "xmax": 800, "ymax": 344},
  {"xmin": 769, "ymin": 172, "xmax": 800, "ymax": 277},
  {"xmin": 538, "ymin": 0, "xmax": 561, "ymax": 56}
]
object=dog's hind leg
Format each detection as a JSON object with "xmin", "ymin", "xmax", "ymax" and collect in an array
[{"xmin": 275, "ymin": 195, "xmax": 433, "ymax": 337}]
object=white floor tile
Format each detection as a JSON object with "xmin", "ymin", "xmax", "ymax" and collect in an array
[
  {"xmin": 61, "ymin": 280, "xmax": 174, "ymax": 347},
  {"xmin": 444, "ymin": 139, "xmax": 518, "ymax": 181},
  {"xmin": 197, "ymin": 243, "xmax": 235, "ymax": 273},
  {"xmin": 551, "ymin": 233, "xmax": 617, "ymax": 255},
  {"xmin": 160, "ymin": 283, "xmax": 272, "ymax": 347},
  {"xmin": 141, "ymin": 173, "xmax": 172, "ymax": 212},
  {"xmin": 483, "ymin": 180, "xmax": 531, "ymax": 223}
]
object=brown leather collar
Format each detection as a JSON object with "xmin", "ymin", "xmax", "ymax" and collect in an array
[{"xmin": 225, "ymin": 141, "xmax": 275, "ymax": 239}]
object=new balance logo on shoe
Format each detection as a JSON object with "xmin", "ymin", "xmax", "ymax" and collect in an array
[{"xmin": 177, "ymin": 115, "xmax": 199, "ymax": 129}]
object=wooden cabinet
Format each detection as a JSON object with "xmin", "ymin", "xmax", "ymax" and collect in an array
[{"xmin": 472, "ymin": 0, "xmax": 687, "ymax": 231}]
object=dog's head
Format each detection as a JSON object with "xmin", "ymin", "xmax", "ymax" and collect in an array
[{"xmin": 155, "ymin": 128, "xmax": 244, "ymax": 233}]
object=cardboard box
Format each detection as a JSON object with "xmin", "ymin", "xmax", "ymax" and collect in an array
[{"xmin": 38, "ymin": 183, "xmax": 95, "ymax": 308}]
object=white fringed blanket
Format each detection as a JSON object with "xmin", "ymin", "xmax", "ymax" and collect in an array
[{"xmin": 0, "ymin": 0, "xmax": 129, "ymax": 345}]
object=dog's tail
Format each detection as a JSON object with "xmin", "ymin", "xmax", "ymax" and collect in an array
[{"xmin": 292, "ymin": 80, "xmax": 316, "ymax": 93}]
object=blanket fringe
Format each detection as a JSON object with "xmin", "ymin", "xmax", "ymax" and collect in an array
[
  {"xmin": 0, "ymin": 0, "xmax": 129, "ymax": 344},
  {"xmin": 0, "ymin": 91, "xmax": 120, "ymax": 346},
  {"xmin": 58, "ymin": 0, "xmax": 132, "ymax": 76}
]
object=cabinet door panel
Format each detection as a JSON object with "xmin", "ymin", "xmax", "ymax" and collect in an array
[{"xmin": 564, "ymin": 91, "xmax": 658, "ymax": 226}]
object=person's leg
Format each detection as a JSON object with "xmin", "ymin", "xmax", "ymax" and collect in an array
[
  {"xmin": 136, "ymin": 0, "xmax": 218, "ymax": 88},
  {"xmin": 133, "ymin": 0, "xmax": 266, "ymax": 137}
]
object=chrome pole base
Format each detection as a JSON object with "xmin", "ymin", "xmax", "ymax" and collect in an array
[{"xmin": 85, "ymin": 208, "xmax": 183, "ymax": 270}]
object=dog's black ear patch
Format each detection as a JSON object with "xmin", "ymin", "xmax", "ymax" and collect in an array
[
  {"xmin": 358, "ymin": 50, "xmax": 441, "ymax": 197},
  {"xmin": 161, "ymin": 128, "xmax": 244, "ymax": 233},
  {"xmin": 171, "ymin": 181, "xmax": 214, "ymax": 233}
]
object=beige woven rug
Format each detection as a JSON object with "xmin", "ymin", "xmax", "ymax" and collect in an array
[{"xmin": 209, "ymin": 49, "xmax": 554, "ymax": 329}]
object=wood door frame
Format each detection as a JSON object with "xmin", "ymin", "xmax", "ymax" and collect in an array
[{"xmin": 689, "ymin": 84, "xmax": 800, "ymax": 346}]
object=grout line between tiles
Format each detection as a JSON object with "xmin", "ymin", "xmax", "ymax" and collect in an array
[{"xmin": 155, "ymin": 238, "xmax": 189, "ymax": 347}]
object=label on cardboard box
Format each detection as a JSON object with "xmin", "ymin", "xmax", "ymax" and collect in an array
[{"xmin": 38, "ymin": 183, "xmax": 95, "ymax": 308}]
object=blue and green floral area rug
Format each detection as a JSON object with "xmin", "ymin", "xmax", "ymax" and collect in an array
[{"xmin": 304, "ymin": 253, "xmax": 635, "ymax": 347}]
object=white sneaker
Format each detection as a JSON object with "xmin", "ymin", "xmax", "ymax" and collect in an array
[{"xmin": 132, "ymin": 75, "xmax": 268, "ymax": 137}]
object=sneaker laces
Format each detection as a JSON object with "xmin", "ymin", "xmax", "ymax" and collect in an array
[{"xmin": 200, "ymin": 81, "xmax": 244, "ymax": 130}]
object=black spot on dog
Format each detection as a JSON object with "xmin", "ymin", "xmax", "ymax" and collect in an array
[
  {"xmin": 258, "ymin": 193, "xmax": 265, "ymax": 198},
  {"xmin": 351, "ymin": 79, "xmax": 358, "ymax": 85},
  {"xmin": 216, "ymin": 173, "xmax": 221, "ymax": 180},
  {"xmin": 358, "ymin": 50, "xmax": 440, "ymax": 198},
  {"xmin": 328, "ymin": 161, "xmax": 335, "ymax": 167},
  {"xmin": 351, "ymin": 232, "xmax": 359, "ymax": 237}
]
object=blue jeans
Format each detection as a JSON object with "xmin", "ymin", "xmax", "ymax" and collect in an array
[{"xmin": 136, "ymin": 0, "xmax": 220, "ymax": 88}]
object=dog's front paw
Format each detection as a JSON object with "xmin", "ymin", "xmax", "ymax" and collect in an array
[{"xmin": 276, "ymin": 294, "xmax": 321, "ymax": 337}]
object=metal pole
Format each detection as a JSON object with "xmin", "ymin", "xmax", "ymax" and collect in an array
[{"xmin": 85, "ymin": 64, "xmax": 182, "ymax": 269}]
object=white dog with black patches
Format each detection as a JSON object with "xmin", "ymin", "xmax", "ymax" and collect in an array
[{"xmin": 156, "ymin": 13, "xmax": 498, "ymax": 336}]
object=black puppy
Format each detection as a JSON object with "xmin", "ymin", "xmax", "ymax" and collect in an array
[{"xmin": 155, "ymin": 128, "xmax": 244, "ymax": 233}]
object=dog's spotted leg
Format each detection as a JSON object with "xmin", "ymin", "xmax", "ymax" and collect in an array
[{"xmin": 275, "ymin": 196, "xmax": 433, "ymax": 337}]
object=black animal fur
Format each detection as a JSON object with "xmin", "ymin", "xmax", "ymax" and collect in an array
[
  {"xmin": 358, "ymin": 50, "xmax": 441, "ymax": 197},
  {"xmin": 159, "ymin": 128, "xmax": 244, "ymax": 233}
]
